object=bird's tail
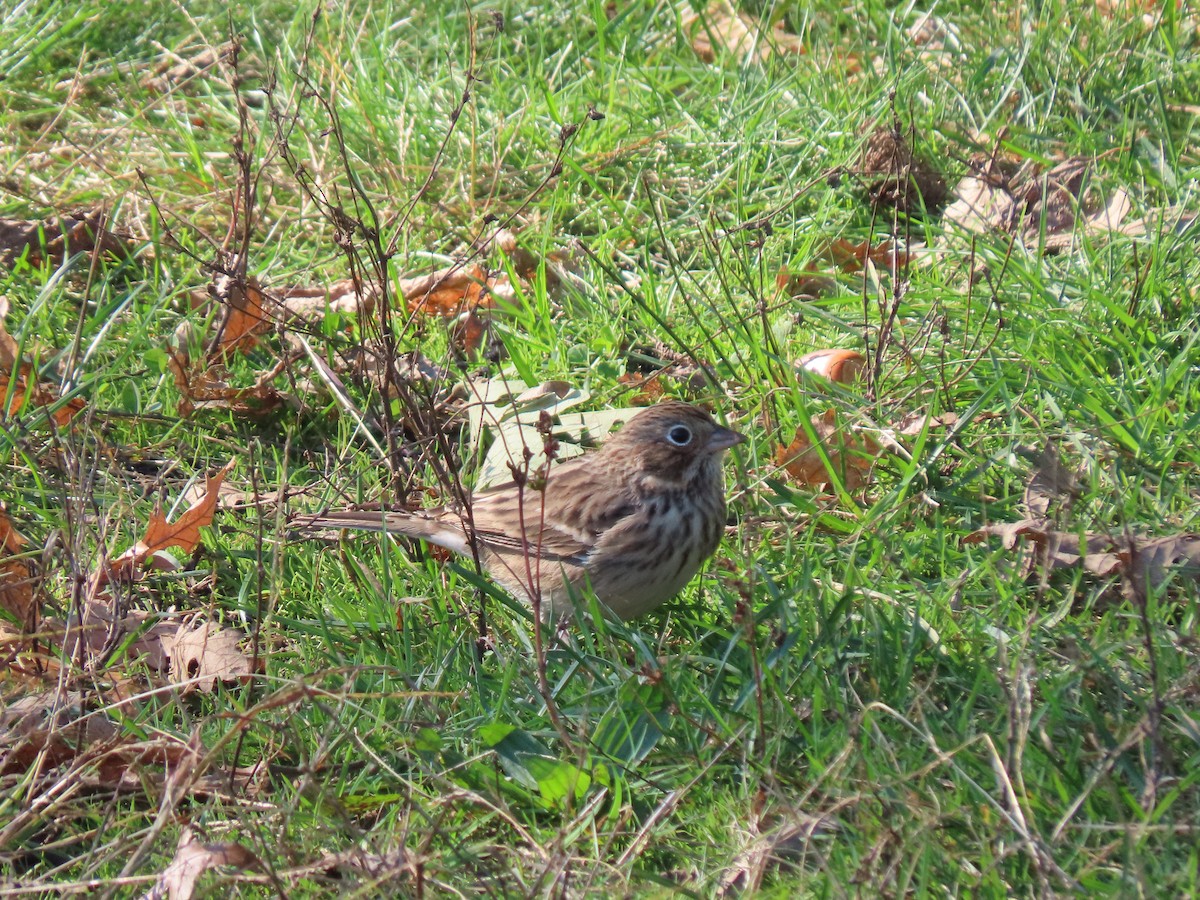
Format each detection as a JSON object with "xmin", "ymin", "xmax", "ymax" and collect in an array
[{"xmin": 292, "ymin": 509, "xmax": 472, "ymax": 557}]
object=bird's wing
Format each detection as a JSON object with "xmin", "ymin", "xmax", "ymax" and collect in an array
[{"xmin": 468, "ymin": 457, "xmax": 639, "ymax": 565}]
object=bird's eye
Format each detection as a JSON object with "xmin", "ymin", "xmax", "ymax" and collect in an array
[{"xmin": 666, "ymin": 424, "xmax": 693, "ymax": 446}]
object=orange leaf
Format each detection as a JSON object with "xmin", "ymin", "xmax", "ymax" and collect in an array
[
  {"xmin": 795, "ymin": 348, "xmax": 866, "ymax": 384},
  {"xmin": 0, "ymin": 295, "xmax": 17, "ymax": 371},
  {"xmin": 452, "ymin": 309, "xmax": 490, "ymax": 355},
  {"xmin": 404, "ymin": 265, "xmax": 494, "ymax": 317},
  {"xmin": 775, "ymin": 409, "xmax": 881, "ymax": 490},
  {"xmin": 140, "ymin": 461, "xmax": 235, "ymax": 558},
  {"xmin": 813, "ymin": 237, "xmax": 910, "ymax": 273},
  {"xmin": 617, "ymin": 371, "xmax": 667, "ymax": 405},
  {"xmin": 0, "ymin": 505, "xmax": 36, "ymax": 631},
  {"xmin": 97, "ymin": 461, "xmax": 235, "ymax": 588},
  {"xmin": 211, "ymin": 275, "xmax": 272, "ymax": 357}
]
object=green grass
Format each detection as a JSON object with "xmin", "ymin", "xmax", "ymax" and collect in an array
[{"xmin": 2, "ymin": 0, "xmax": 1200, "ymax": 895}]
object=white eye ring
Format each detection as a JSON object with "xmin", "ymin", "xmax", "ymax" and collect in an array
[{"xmin": 666, "ymin": 424, "xmax": 693, "ymax": 446}]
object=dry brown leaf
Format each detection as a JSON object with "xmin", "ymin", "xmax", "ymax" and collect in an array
[
  {"xmin": 0, "ymin": 295, "xmax": 17, "ymax": 370},
  {"xmin": 942, "ymin": 162, "xmax": 1021, "ymax": 235},
  {"xmin": 145, "ymin": 827, "xmax": 260, "ymax": 900},
  {"xmin": 618, "ymin": 371, "xmax": 668, "ymax": 405},
  {"xmin": 315, "ymin": 847, "xmax": 417, "ymax": 883},
  {"xmin": 776, "ymin": 409, "xmax": 882, "ymax": 490},
  {"xmin": 778, "ymin": 238, "xmax": 909, "ymax": 300},
  {"xmin": 138, "ymin": 465, "xmax": 234, "ymax": 564},
  {"xmin": 1, "ymin": 690, "xmax": 120, "ymax": 777},
  {"xmin": 0, "ymin": 296, "xmax": 86, "ymax": 427},
  {"xmin": 1, "ymin": 685, "xmax": 255, "ymax": 800},
  {"xmin": 52, "ymin": 603, "xmax": 178, "ymax": 673},
  {"xmin": 776, "ymin": 265, "xmax": 839, "ymax": 299},
  {"xmin": 275, "ymin": 278, "xmax": 378, "ymax": 322},
  {"xmin": 1023, "ymin": 157, "xmax": 1089, "ymax": 237},
  {"xmin": 795, "ymin": 348, "xmax": 866, "ymax": 384},
  {"xmin": 0, "ymin": 505, "xmax": 36, "ymax": 632},
  {"xmin": 137, "ymin": 463, "xmax": 235, "ymax": 560},
  {"xmin": 621, "ymin": 342, "xmax": 711, "ymax": 403},
  {"xmin": 403, "ymin": 264, "xmax": 498, "ymax": 317},
  {"xmin": 0, "ymin": 210, "xmax": 131, "ymax": 270},
  {"xmin": 0, "ymin": 689, "xmax": 211, "ymax": 791},
  {"xmin": 451, "ymin": 308, "xmax": 491, "ymax": 356},
  {"xmin": 944, "ymin": 153, "xmax": 1132, "ymax": 250},
  {"xmin": 163, "ymin": 621, "xmax": 251, "ymax": 692},
  {"xmin": 963, "ymin": 520, "xmax": 1200, "ymax": 590},
  {"xmin": 207, "ymin": 274, "xmax": 272, "ymax": 358},
  {"xmin": 0, "ymin": 367, "xmax": 86, "ymax": 426},
  {"xmin": 814, "ymin": 237, "xmax": 911, "ymax": 273},
  {"xmin": 1022, "ymin": 444, "xmax": 1083, "ymax": 518},
  {"xmin": 95, "ymin": 461, "xmax": 234, "ymax": 590},
  {"xmin": 167, "ymin": 346, "xmax": 287, "ymax": 418},
  {"xmin": 683, "ymin": 1, "xmax": 804, "ymax": 64},
  {"xmin": 895, "ymin": 410, "xmax": 958, "ymax": 436}
]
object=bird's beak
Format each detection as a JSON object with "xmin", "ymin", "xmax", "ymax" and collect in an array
[{"xmin": 707, "ymin": 425, "xmax": 746, "ymax": 451}]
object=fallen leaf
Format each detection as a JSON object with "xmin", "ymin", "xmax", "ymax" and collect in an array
[
  {"xmin": 776, "ymin": 265, "xmax": 840, "ymax": 299},
  {"xmin": 1, "ymin": 689, "xmax": 119, "ymax": 776},
  {"xmin": 0, "ymin": 689, "xmax": 206, "ymax": 790},
  {"xmin": 778, "ymin": 238, "xmax": 910, "ymax": 300},
  {"xmin": 0, "ymin": 505, "xmax": 36, "ymax": 632},
  {"xmin": 795, "ymin": 348, "xmax": 866, "ymax": 384},
  {"xmin": 0, "ymin": 296, "xmax": 86, "ymax": 426},
  {"xmin": 167, "ymin": 346, "xmax": 287, "ymax": 418},
  {"xmin": 401, "ymin": 263, "xmax": 514, "ymax": 317},
  {"xmin": 814, "ymin": 237, "xmax": 910, "ymax": 273},
  {"xmin": 618, "ymin": 371, "xmax": 667, "ymax": 404},
  {"xmin": 1022, "ymin": 443, "xmax": 1083, "ymax": 518},
  {"xmin": 682, "ymin": 1, "xmax": 804, "ymax": 64},
  {"xmin": 942, "ymin": 159, "xmax": 1021, "ymax": 235},
  {"xmin": 53, "ymin": 603, "xmax": 179, "ymax": 673},
  {"xmin": 1022, "ymin": 157, "xmax": 1088, "ymax": 237},
  {"xmin": 895, "ymin": 410, "xmax": 958, "ymax": 436},
  {"xmin": 204, "ymin": 274, "xmax": 272, "ymax": 358},
  {"xmin": 163, "ymin": 621, "xmax": 251, "ymax": 692},
  {"xmin": 775, "ymin": 409, "xmax": 881, "ymax": 490},
  {"xmin": 95, "ymin": 461, "xmax": 235, "ymax": 589},
  {"xmin": 0, "ymin": 295, "xmax": 17, "ymax": 370},
  {"xmin": 451, "ymin": 308, "xmax": 491, "ymax": 356},
  {"xmin": 963, "ymin": 520, "xmax": 1200, "ymax": 591},
  {"xmin": 275, "ymin": 278, "xmax": 378, "ymax": 322},
  {"xmin": 943, "ymin": 151, "xmax": 1132, "ymax": 250},
  {"xmin": 0, "ymin": 210, "xmax": 131, "ymax": 270},
  {"xmin": 137, "ymin": 463, "xmax": 235, "ymax": 559},
  {"xmin": 315, "ymin": 847, "xmax": 416, "ymax": 883},
  {"xmin": 144, "ymin": 827, "xmax": 260, "ymax": 900}
]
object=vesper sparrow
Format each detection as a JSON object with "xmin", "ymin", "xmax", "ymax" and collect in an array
[{"xmin": 296, "ymin": 401, "xmax": 744, "ymax": 621}]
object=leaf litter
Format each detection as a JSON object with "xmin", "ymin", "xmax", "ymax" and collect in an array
[
  {"xmin": 682, "ymin": 1, "xmax": 804, "ymax": 64},
  {"xmin": 2, "ymin": 461, "xmax": 259, "ymax": 805},
  {"xmin": 0, "ymin": 209, "xmax": 132, "ymax": 271},
  {"xmin": 964, "ymin": 443, "xmax": 1200, "ymax": 595},
  {"xmin": 942, "ymin": 150, "xmax": 1135, "ymax": 250},
  {"xmin": 0, "ymin": 295, "xmax": 87, "ymax": 426},
  {"xmin": 142, "ymin": 827, "xmax": 261, "ymax": 900}
]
